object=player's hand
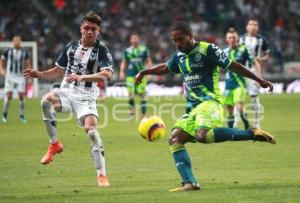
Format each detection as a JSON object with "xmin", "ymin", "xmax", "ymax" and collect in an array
[
  {"xmin": 119, "ymin": 71, "xmax": 125, "ymax": 80},
  {"xmin": 24, "ymin": 69, "xmax": 40, "ymax": 79},
  {"xmin": 258, "ymin": 78, "xmax": 273, "ymax": 93},
  {"xmin": 66, "ymin": 73, "xmax": 82, "ymax": 83},
  {"xmin": 135, "ymin": 71, "xmax": 144, "ymax": 84}
]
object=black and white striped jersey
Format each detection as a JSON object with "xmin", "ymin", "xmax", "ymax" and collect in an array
[
  {"xmin": 55, "ymin": 40, "xmax": 113, "ymax": 93},
  {"xmin": 1, "ymin": 48, "xmax": 29, "ymax": 76},
  {"xmin": 239, "ymin": 33, "xmax": 269, "ymax": 58}
]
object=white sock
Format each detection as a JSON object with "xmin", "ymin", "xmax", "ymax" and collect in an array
[
  {"xmin": 88, "ymin": 130, "xmax": 106, "ymax": 176},
  {"xmin": 251, "ymin": 96, "xmax": 260, "ymax": 128},
  {"xmin": 41, "ymin": 99, "xmax": 57, "ymax": 144},
  {"xmin": 3, "ymin": 96, "xmax": 10, "ymax": 114},
  {"xmin": 233, "ymin": 106, "xmax": 241, "ymax": 128}
]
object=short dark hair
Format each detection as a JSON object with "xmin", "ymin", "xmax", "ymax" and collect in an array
[
  {"xmin": 81, "ymin": 11, "xmax": 102, "ymax": 26},
  {"xmin": 227, "ymin": 27, "xmax": 238, "ymax": 34},
  {"xmin": 247, "ymin": 17, "xmax": 259, "ymax": 23},
  {"xmin": 171, "ymin": 21, "xmax": 192, "ymax": 35}
]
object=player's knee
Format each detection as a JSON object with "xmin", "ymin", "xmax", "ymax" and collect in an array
[
  {"xmin": 169, "ymin": 128, "xmax": 188, "ymax": 145},
  {"xmin": 195, "ymin": 130, "xmax": 208, "ymax": 143},
  {"xmin": 85, "ymin": 125, "xmax": 96, "ymax": 133},
  {"xmin": 41, "ymin": 95, "xmax": 52, "ymax": 109},
  {"xmin": 7, "ymin": 93, "xmax": 12, "ymax": 100}
]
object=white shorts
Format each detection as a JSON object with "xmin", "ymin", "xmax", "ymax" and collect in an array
[
  {"xmin": 246, "ymin": 69, "xmax": 261, "ymax": 96},
  {"xmin": 246, "ymin": 78, "xmax": 260, "ymax": 96},
  {"xmin": 53, "ymin": 88, "xmax": 98, "ymax": 127},
  {"xmin": 4, "ymin": 75, "xmax": 26, "ymax": 93}
]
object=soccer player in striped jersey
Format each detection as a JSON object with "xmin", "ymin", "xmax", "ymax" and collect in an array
[
  {"xmin": 0, "ymin": 35, "xmax": 31, "ymax": 123},
  {"xmin": 24, "ymin": 11, "xmax": 113, "ymax": 187},
  {"xmin": 223, "ymin": 28, "xmax": 252, "ymax": 129},
  {"xmin": 119, "ymin": 33, "xmax": 152, "ymax": 119},
  {"xmin": 239, "ymin": 18, "xmax": 270, "ymax": 128},
  {"xmin": 136, "ymin": 22, "xmax": 276, "ymax": 192}
]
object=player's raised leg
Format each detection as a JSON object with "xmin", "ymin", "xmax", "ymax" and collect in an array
[
  {"xmin": 169, "ymin": 128, "xmax": 201, "ymax": 192},
  {"xmin": 196, "ymin": 127, "xmax": 275, "ymax": 144},
  {"xmin": 84, "ymin": 115, "xmax": 109, "ymax": 187},
  {"xmin": 40, "ymin": 91, "xmax": 63, "ymax": 164}
]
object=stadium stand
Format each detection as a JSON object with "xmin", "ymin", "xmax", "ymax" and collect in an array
[{"xmin": 0, "ymin": 0, "xmax": 299, "ymax": 77}]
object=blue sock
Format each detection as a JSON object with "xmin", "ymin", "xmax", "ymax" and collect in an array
[
  {"xmin": 140, "ymin": 100, "xmax": 146, "ymax": 115},
  {"xmin": 227, "ymin": 116, "xmax": 234, "ymax": 128},
  {"xmin": 206, "ymin": 128, "xmax": 254, "ymax": 143},
  {"xmin": 171, "ymin": 144, "xmax": 197, "ymax": 184}
]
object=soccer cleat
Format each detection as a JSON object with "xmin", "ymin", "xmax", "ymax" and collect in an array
[
  {"xmin": 169, "ymin": 182, "xmax": 201, "ymax": 192},
  {"xmin": 20, "ymin": 115, "xmax": 27, "ymax": 124},
  {"xmin": 40, "ymin": 141, "xmax": 63, "ymax": 164},
  {"xmin": 2, "ymin": 113, "xmax": 8, "ymax": 123},
  {"xmin": 251, "ymin": 127, "xmax": 276, "ymax": 144},
  {"xmin": 97, "ymin": 175, "xmax": 110, "ymax": 187}
]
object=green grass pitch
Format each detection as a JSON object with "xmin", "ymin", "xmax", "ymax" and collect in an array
[{"xmin": 0, "ymin": 94, "xmax": 300, "ymax": 203}]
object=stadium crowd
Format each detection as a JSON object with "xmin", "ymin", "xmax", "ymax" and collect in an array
[{"xmin": 0, "ymin": 0, "xmax": 299, "ymax": 74}]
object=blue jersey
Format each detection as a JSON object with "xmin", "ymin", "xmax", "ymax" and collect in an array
[
  {"xmin": 123, "ymin": 45, "xmax": 150, "ymax": 77},
  {"xmin": 223, "ymin": 45, "xmax": 253, "ymax": 90},
  {"xmin": 167, "ymin": 42, "xmax": 232, "ymax": 110}
]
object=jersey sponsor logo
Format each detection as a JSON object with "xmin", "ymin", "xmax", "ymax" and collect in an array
[
  {"xmin": 193, "ymin": 53, "xmax": 202, "ymax": 62},
  {"xmin": 184, "ymin": 73, "xmax": 200, "ymax": 81},
  {"xmin": 190, "ymin": 62, "xmax": 203, "ymax": 68}
]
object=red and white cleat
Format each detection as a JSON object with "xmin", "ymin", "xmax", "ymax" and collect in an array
[
  {"xmin": 40, "ymin": 141, "xmax": 63, "ymax": 164},
  {"xmin": 97, "ymin": 175, "xmax": 110, "ymax": 187}
]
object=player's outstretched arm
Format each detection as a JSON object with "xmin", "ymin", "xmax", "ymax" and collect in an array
[
  {"xmin": 24, "ymin": 66, "xmax": 65, "ymax": 80},
  {"xmin": 0, "ymin": 58, "xmax": 5, "ymax": 76},
  {"xmin": 135, "ymin": 63, "xmax": 169, "ymax": 84},
  {"xmin": 119, "ymin": 59, "xmax": 127, "ymax": 80},
  {"xmin": 66, "ymin": 68, "xmax": 112, "ymax": 83},
  {"xmin": 229, "ymin": 61, "xmax": 273, "ymax": 92}
]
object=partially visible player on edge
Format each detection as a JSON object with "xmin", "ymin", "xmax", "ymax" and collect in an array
[
  {"xmin": 24, "ymin": 11, "xmax": 113, "ymax": 187},
  {"xmin": 119, "ymin": 33, "xmax": 152, "ymax": 119},
  {"xmin": 223, "ymin": 28, "xmax": 252, "ymax": 129},
  {"xmin": 239, "ymin": 18, "xmax": 270, "ymax": 128},
  {"xmin": 0, "ymin": 35, "xmax": 31, "ymax": 123},
  {"xmin": 135, "ymin": 22, "xmax": 276, "ymax": 192}
]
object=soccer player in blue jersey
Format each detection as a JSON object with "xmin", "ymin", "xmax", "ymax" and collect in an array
[
  {"xmin": 135, "ymin": 22, "xmax": 276, "ymax": 192},
  {"xmin": 0, "ymin": 35, "xmax": 31, "ymax": 123},
  {"xmin": 223, "ymin": 28, "xmax": 251, "ymax": 129},
  {"xmin": 119, "ymin": 33, "xmax": 152, "ymax": 119},
  {"xmin": 24, "ymin": 11, "xmax": 112, "ymax": 187}
]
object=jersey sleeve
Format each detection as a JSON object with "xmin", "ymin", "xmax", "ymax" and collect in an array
[
  {"xmin": 207, "ymin": 44, "xmax": 232, "ymax": 70},
  {"xmin": 123, "ymin": 50, "xmax": 130, "ymax": 62},
  {"xmin": 262, "ymin": 37, "xmax": 269, "ymax": 53},
  {"xmin": 24, "ymin": 50, "xmax": 30, "ymax": 60},
  {"xmin": 166, "ymin": 53, "xmax": 180, "ymax": 74},
  {"xmin": 55, "ymin": 43, "xmax": 71, "ymax": 69},
  {"xmin": 97, "ymin": 46, "xmax": 114, "ymax": 72},
  {"xmin": 1, "ymin": 49, "xmax": 9, "ymax": 60},
  {"xmin": 144, "ymin": 47, "xmax": 150, "ymax": 58},
  {"xmin": 244, "ymin": 47, "xmax": 254, "ymax": 66}
]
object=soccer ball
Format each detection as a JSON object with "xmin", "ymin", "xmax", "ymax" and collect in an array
[{"xmin": 138, "ymin": 115, "xmax": 166, "ymax": 142}]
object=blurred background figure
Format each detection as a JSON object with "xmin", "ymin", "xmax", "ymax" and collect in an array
[
  {"xmin": 223, "ymin": 28, "xmax": 252, "ymax": 129},
  {"xmin": 239, "ymin": 18, "xmax": 269, "ymax": 128},
  {"xmin": 0, "ymin": 35, "xmax": 31, "ymax": 123},
  {"xmin": 119, "ymin": 33, "xmax": 152, "ymax": 119}
]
